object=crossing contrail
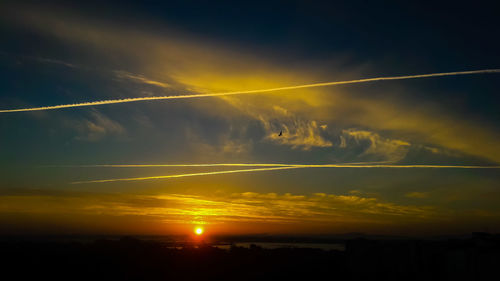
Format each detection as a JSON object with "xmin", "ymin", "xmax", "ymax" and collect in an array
[
  {"xmin": 2, "ymin": 69, "xmax": 499, "ymax": 113},
  {"xmin": 71, "ymin": 166, "xmax": 302, "ymax": 184},
  {"xmin": 65, "ymin": 163, "xmax": 500, "ymax": 168},
  {"xmin": 70, "ymin": 163, "xmax": 500, "ymax": 184}
]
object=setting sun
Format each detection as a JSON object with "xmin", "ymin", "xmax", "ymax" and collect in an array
[
  {"xmin": 194, "ymin": 227, "xmax": 204, "ymax": 235},
  {"xmin": 1, "ymin": 1, "xmax": 500, "ymax": 280}
]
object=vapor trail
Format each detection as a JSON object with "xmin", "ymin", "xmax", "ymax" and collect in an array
[
  {"xmin": 70, "ymin": 163, "xmax": 500, "ymax": 184},
  {"xmin": 71, "ymin": 166, "xmax": 301, "ymax": 184},
  {"xmin": 2, "ymin": 69, "xmax": 499, "ymax": 113},
  {"xmin": 61, "ymin": 163, "xmax": 291, "ymax": 167},
  {"xmin": 69, "ymin": 163, "xmax": 500, "ymax": 169}
]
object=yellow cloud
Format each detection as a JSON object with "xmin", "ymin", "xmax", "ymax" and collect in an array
[
  {"xmin": 113, "ymin": 71, "xmax": 171, "ymax": 89},
  {"xmin": 9, "ymin": 9, "xmax": 500, "ymax": 162},
  {"xmin": 341, "ymin": 129, "xmax": 411, "ymax": 162},
  {"xmin": 0, "ymin": 191, "xmax": 437, "ymax": 228},
  {"xmin": 3, "ymin": 189, "xmax": 500, "ymax": 234}
]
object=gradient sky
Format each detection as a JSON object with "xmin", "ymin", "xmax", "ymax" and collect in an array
[{"xmin": 1, "ymin": 0, "xmax": 499, "ymax": 236}]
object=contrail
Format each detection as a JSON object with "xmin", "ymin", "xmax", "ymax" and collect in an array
[
  {"xmin": 70, "ymin": 163, "xmax": 500, "ymax": 184},
  {"xmin": 56, "ymin": 163, "xmax": 293, "ymax": 168},
  {"xmin": 2, "ymin": 69, "xmax": 499, "ymax": 113},
  {"xmin": 63, "ymin": 163, "xmax": 500, "ymax": 169},
  {"xmin": 71, "ymin": 166, "xmax": 302, "ymax": 184}
]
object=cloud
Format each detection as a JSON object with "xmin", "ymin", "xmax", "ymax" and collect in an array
[
  {"xmin": 33, "ymin": 57, "xmax": 78, "ymax": 69},
  {"xmin": 406, "ymin": 192, "xmax": 430, "ymax": 199},
  {"xmin": 180, "ymin": 126, "xmax": 254, "ymax": 162},
  {"xmin": 2, "ymin": 69, "xmax": 499, "ymax": 113},
  {"xmin": 5, "ymin": 9, "xmax": 500, "ymax": 164},
  {"xmin": 261, "ymin": 106, "xmax": 331, "ymax": 150},
  {"xmin": 220, "ymin": 101, "xmax": 332, "ymax": 150},
  {"xmin": 0, "ymin": 191, "xmax": 438, "ymax": 227},
  {"xmin": 68, "ymin": 110, "xmax": 125, "ymax": 141},
  {"xmin": 221, "ymin": 139, "xmax": 252, "ymax": 155},
  {"xmin": 262, "ymin": 118, "xmax": 332, "ymax": 150},
  {"xmin": 341, "ymin": 129, "xmax": 410, "ymax": 162},
  {"xmin": 113, "ymin": 70, "xmax": 171, "ymax": 89}
]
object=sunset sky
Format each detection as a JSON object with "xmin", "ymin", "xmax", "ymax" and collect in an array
[{"xmin": 1, "ymin": 1, "xmax": 499, "ymax": 236}]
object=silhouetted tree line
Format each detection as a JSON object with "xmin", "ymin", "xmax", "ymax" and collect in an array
[{"xmin": 1, "ymin": 233, "xmax": 499, "ymax": 280}]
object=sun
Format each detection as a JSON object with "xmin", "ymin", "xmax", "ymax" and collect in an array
[{"xmin": 194, "ymin": 227, "xmax": 204, "ymax": 235}]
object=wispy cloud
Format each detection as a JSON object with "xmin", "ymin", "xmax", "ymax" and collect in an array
[
  {"xmin": 66, "ymin": 110, "xmax": 125, "ymax": 142},
  {"xmin": 0, "ymin": 52, "xmax": 81, "ymax": 69},
  {"xmin": 113, "ymin": 70, "xmax": 171, "ymax": 88},
  {"xmin": 33, "ymin": 57, "xmax": 79, "ymax": 69},
  {"xmin": 341, "ymin": 129, "xmax": 411, "ymax": 162},
  {"xmin": 8, "ymin": 10, "xmax": 500, "ymax": 164},
  {"xmin": 263, "ymin": 117, "xmax": 332, "ymax": 150},
  {"xmin": 2, "ymin": 69, "xmax": 499, "ymax": 113},
  {"xmin": 3, "ymin": 189, "xmax": 499, "ymax": 234},
  {"xmin": 0, "ymin": 191, "xmax": 440, "ymax": 227}
]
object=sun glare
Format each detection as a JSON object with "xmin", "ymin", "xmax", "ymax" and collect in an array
[{"xmin": 195, "ymin": 227, "xmax": 204, "ymax": 235}]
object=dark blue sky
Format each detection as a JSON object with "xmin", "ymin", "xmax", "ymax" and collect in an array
[{"xmin": 0, "ymin": 0, "xmax": 499, "ymax": 235}]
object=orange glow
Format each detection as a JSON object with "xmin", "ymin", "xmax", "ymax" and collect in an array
[{"xmin": 195, "ymin": 227, "xmax": 204, "ymax": 235}]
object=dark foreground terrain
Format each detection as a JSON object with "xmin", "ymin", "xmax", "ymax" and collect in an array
[{"xmin": 2, "ymin": 233, "xmax": 500, "ymax": 280}]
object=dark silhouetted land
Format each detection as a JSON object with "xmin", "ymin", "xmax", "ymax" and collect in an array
[{"xmin": 2, "ymin": 233, "xmax": 500, "ymax": 280}]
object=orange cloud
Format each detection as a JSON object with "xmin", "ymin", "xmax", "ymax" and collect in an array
[{"xmin": 0, "ymin": 191, "xmax": 439, "ymax": 232}]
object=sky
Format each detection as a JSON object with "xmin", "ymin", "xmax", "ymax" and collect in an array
[{"xmin": 0, "ymin": 0, "xmax": 499, "ymax": 236}]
